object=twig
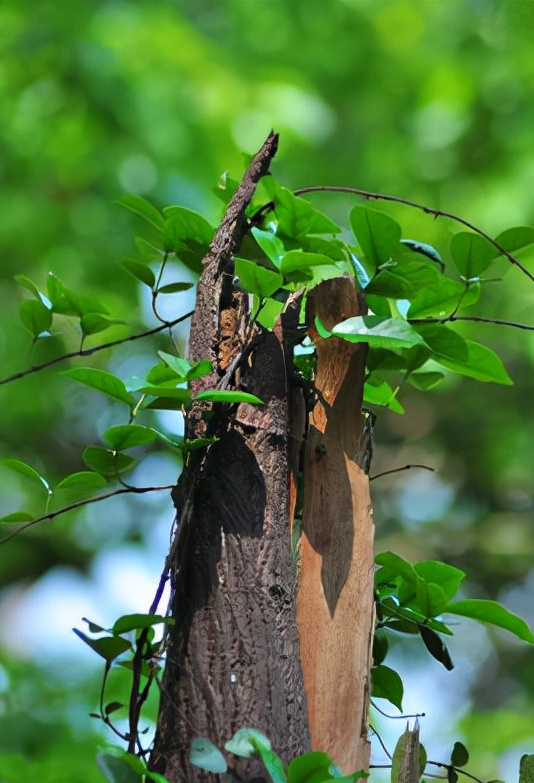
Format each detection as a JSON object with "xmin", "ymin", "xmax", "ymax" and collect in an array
[
  {"xmin": 410, "ymin": 314, "xmax": 534, "ymax": 330},
  {"xmin": 293, "ymin": 184, "xmax": 534, "ymax": 283},
  {"xmin": 0, "ymin": 310, "xmax": 194, "ymax": 386},
  {"xmin": 370, "ymin": 464, "xmax": 435, "ymax": 481},
  {"xmin": 0, "ymin": 484, "xmax": 174, "ymax": 544},
  {"xmin": 428, "ymin": 761, "xmax": 485, "ymax": 783},
  {"xmin": 371, "ymin": 700, "xmax": 425, "ymax": 720}
]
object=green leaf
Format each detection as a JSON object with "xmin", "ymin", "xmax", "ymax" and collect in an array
[
  {"xmin": 225, "ymin": 728, "xmax": 272, "ymax": 759},
  {"xmin": 450, "ymin": 232, "xmax": 495, "ymax": 278},
  {"xmin": 375, "ymin": 552, "xmax": 418, "ymax": 585},
  {"xmin": 155, "ymin": 281, "xmax": 195, "ymax": 294},
  {"xmin": 82, "ymin": 446, "xmax": 136, "ymax": 477},
  {"xmin": 72, "ymin": 629, "xmax": 131, "ymax": 663},
  {"xmin": 400, "ymin": 239, "xmax": 445, "ymax": 272},
  {"xmin": 332, "ymin": 316, "xmax": 425, "ymax": 350},
  {"xmin": 444, "ymin": 599, "xmax": 534, "ymax": 643},
  {"xmin": 435, "ymin": 339, "xmax": 513, "ymax": 385},
  {"xmin": 213, "ymin": 171, "xmax": 240, "ymax": 204},
  {"xmin": 0, "ymin": 458, "xmax": 50, "ymax": 491},
  {"xmin": 250, "ymin": 737, "xmax": 287, "ymax": 783},
  {"xmin": 372, "ymin": 632, "xmax": 389, "ymax": 666},
  {"xmin": 251, "ymin": 226, "xmax": 285, "ymax": 268},
  {"xmin": 365, "ymin": 258, "xmax": 440, "ymax": 299},
  {"xmin": 97, "ymin": 750, "xmax": 143, "ymax": 783},
  {"xmin": 53, "ymin": 471, "xmax": 107, "ymax": 505},
  {"xmin": 349, "ymin": 205, "xmax": 402, "ymax": 268},
  {"xmin": 494, "ymin": 226, "xmax": 534, "ymax": 255},
  {"xmin": 413, "ymin": 560, "xmax": 465, "ymax": 605},
  {"xmin": 47, "ymin": 273, "xmax": 108, "ymax": 317},
  {"xmin": 287, "ymin": 751, "xmax": 334, "ymax": 783},
  {"xmin": 61, "ymin": 368, "xmax": 136, "ymax": 405},
  {"xmin": 19, "ymin": 299, "xmax": 52, "ymax": 337},
  {"xmin": 234, "ymin": 257, "xmax": 283, "ymax": 297},
  {"xmin": 256, "ymin": 297, "xmax": 285, "ymax": 330},
  {"xmin": 157, "ymin": 351, "xmax": 195, "ymax": 380},
  {"xmin": 371, "ymin": 665, "xmax": 404, "ymax": 711},
  {"xmin": 363, "ymin": 379, "xmax": 404, "ymax": 413},
  {"xmin": 116, "ymin": 194, "xmax": 165, "ymax": 232},
  {"xmin": 0, "ymin": 511, "xmax": 34, "ymax": 523},
  {"xmin": 194, "ymin": 390, "xmax": 264, "ymax": 405},
  {"xmin": 413, "ymin": 324, "xmax": 469, "ymax": 363},
  {"xmin": 263, "ymin": 178, "xmax": 341, "ymax": 238},
  {"xmin": 407, "ymin": 277, "xmax": 479, "ymax": 319},
  {"xmin": 407, "ymin": 371, "xmax": 445, "ymax": 391},
  {"xmin": 139, "ymin": 387, "xmax": 191, "ymax": 404},
  {"xmin": 15, "ymin": 274, "xmax": 48, "ymax": 302},
  {"xmin": 190, "ymin": 737, "xmax": 228, "ymax": 774},
  {"xmin": 80, "ymin": 314, "xmax": 126, "ymax": 336},
  {"xmin": 279, "ymin": 250, "xmax": 338, "ymax": 275},
  {"xmin": 103, "ymin": 424, "xmax": 158, "ymax": 450},
  {"xmin": 112, "ymin": 613, "xmax": 173, "ymax": 635},
  {"xmin": 391, "ymin": 724, "xmax": 421, "ymax": 783},
  {"xmin": 120, "ymin": 259, "xmax": 156, "ymax": 288},
  {"xmin": 450, "ymin": 741, "xmax": 469, "ymax": 767},
  {"xmin": 162, "ymin": 205, "xmax": 214, "ymax": 244}
]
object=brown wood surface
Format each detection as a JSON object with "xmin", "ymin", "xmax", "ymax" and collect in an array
[
  {"xmin": 150, "ymin": 132, "xmax": 310, "ymax": 782},
  {"xmin": 296, "ymin": 277, "xmax": 375, "ymax": 773}
]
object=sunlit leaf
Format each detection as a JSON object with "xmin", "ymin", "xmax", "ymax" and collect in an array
[
  {"xmin": 47, "ymin": 273, "xmax": 108, "ymax": 317},
  {"xmin": 194, "ymin": 390, "xmax": 264, "ymax": 404},
  {"xmin": 225, "ymin": 728, "xmax": 271, "ymax": 758},
  {"xmin": 61, "ymin": 368, "xmax": 136, "ymax": 405},
  {"xmin": 53, "ymin": 471, "xmax": 107, "ymax": 505},
  {"xmin": 350, "ymin": 205, "xmax": 402, "ymax": 268},
  {"xmin": 434, "ymin": 340, "xmax": 513, "ymax": 385},
  {"xmin": 450, "ymin": 232, "xmax": 495, "ymax": 278},
  {"xmin": 251, "ymin": 226, "xmax": 285, "ymax": 268},
  {"xmin": 332, "ymin": 316, "xmax": 425, "ymax": 349},
  {"xmin": 407, "ymin": 277, "xmax": 479, "ymax": 318},
  {"xmin": 234, "ymin": 257, "xmax": 283, "ymax": 297},
  {"xmin": 116, "ymin": 194, "xmax": 165, "ymax": 231},
  {"xmin": 444, "ymin": 599, "xmax": 534, "ymax": 643}
]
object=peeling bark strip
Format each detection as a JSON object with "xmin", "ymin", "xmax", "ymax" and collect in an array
[
  {"xmin": 150, "ymin": 133, "xmax": 310, "ymax": 782},
  {"xmin": 296, "ymin": 278, "xmax": 375, "ymax": 773}
]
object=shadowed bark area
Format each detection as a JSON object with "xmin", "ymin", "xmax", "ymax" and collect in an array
[
  {"xmin": 296, "ymin": 277, "xmax": 375, "ymax": 773},
  {"xmin": 150, "ymin": 132, "xmax": 310, "ymax": 782}
]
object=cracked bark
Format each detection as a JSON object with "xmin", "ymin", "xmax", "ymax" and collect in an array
[{"xmin": 150, "ymin": 132, "xmax": 310, "ymax": 783}]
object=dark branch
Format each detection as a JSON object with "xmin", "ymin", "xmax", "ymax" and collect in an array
[
  {"xmin": 293, "ymin": 184, "xmax": 534, "ymax": 283},
  {"xmin": 0, "ymin": 310, "xmax": 194, "ymax": 386},
  {"xmin": 0, "ymin": 484, "xmax": 174, "ymax": 544},
  {"xmin": 409, "ymin": 314, "xmax": 534, "ymax": 330},
  {"xmin": 370, "ymin": 464, "xmax": 435, "ymax": 481}
]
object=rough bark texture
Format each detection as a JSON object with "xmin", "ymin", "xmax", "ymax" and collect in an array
[
  {"xmin": 296, "ymin": 278, "xmax": 375, "ymax": 773},
  {"xmin": 150, "ymin": 132, "xmax": 310, "ymax": 782}
]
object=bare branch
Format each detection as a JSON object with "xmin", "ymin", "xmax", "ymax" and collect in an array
[
  {"xmin": 0, "ymin": 483, "xmax": 174, "ymax": 544},
  {"xmin": 0, "ymin": 310, "xmax": 194, "ymax": 386},
  {"xmin": 370, "ymin": 464, "xmax": 435, "ymax": 481},
  {"xmin": 293, "ymin": 184, "xmax": 534, "ymax": 283},
  {"xmin": 410, "ymin": 314, "xmax": 534, "ymax": 330}
]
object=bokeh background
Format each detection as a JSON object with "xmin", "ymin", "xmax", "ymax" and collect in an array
[{"xmin": 1, "ymin": 1, "xmax": 533, "ymax": 781}]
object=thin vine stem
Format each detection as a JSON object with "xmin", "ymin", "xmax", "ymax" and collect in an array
[
  {"xmin": 0, "ymin": 483, "xmax": 175, "ymax": 544},
  {"xmin": 0, "ymin": 310, "xmax": 194, "ymax": 387},
  {"xmin": 409, "ymin": 314, "xmax": 534, "ymax": 330},
  {"xmin": 293, "ymin": 184, "xmax": 534, "ymax": 283}
]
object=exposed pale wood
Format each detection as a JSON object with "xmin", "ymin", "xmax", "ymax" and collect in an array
[{"xmin": 296, "ymin": 277, "xmax": 375, "ymax": 773}]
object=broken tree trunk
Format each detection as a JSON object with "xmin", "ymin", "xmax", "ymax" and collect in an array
[
  {"xmin": 150, "ymin": 132, "xmax": 310, "ymax": 782},
  {"xmin": 296, "ymin": 277, "xmax": 375, "ymax": 773}
]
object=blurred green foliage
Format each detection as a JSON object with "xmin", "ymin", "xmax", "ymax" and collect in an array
[{"xmin": 0, "ymin": 1, "xmax": 533, "ymax": 781}]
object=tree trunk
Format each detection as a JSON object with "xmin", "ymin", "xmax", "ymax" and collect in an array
[
  {"xmin": 296, "ymin": 278, "xmax": 375, "ymax": 773},
  {"xmin": 150, "ymin": 132, "xmax": 310, "ymax": 782}
]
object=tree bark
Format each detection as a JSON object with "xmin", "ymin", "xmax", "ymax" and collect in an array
[
  {"xmin": 296, "ymin": 278, "xmax": 375, "ymax": 773},
  {"xmin": 150, "ymin": 132, "xmax": 310, "ymax": 782}
]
